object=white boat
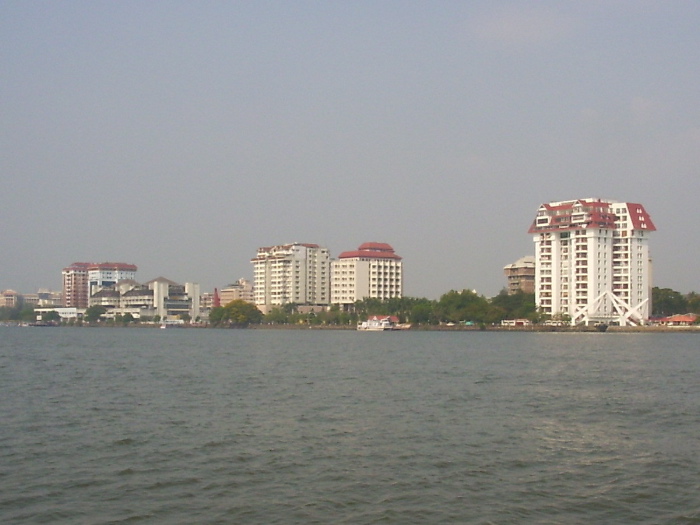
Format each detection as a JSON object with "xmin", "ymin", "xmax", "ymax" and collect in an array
[{"xmin": 357, "ymin": 315, "xmax": 406, "ymax": 331}]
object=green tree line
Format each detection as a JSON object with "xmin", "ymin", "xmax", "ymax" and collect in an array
[
  {"xmin": 651, "ymin": 288, "xmax": 700, "ymax": 317},
  {"xmin": 3, "ymin": 286, "xmax": 697, "ymax": 326},
  {"xmin": 255, "ymin": 286, "xmax": 700, "ymax": 327},
  {"xmin": 258, "ymin": 290, "xmax": 539, "ymax": 327}
]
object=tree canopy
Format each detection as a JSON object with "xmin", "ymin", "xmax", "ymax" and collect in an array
[
  {"xmin": 84, "ymin": 305, "xmax": 107, "ymax": 323},
  {"xmin": 209, "ymin": 300, "xmax": 263, "ymax": 327},
  {"xmin": 651, "ymin": 287, "xmax": 700, "ymax": 318}
]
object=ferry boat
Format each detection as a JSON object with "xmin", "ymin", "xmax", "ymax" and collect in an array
[{"xmin": 357, "ymin": 315, "xmax": 410, "ymax": 331}]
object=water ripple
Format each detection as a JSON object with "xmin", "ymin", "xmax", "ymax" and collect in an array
[{"xmin": 1, "ymin": 328, "xmax": 699, "ymax": 523}]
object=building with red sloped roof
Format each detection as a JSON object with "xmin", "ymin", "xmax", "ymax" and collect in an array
[
  {"xmin": 62, "ymin": 262, "xmax": 138, "ymax": 308},
  {"xmin": 530, "ymin": 198, "xmax": 655, "ymax": 326},
  {"xmin": 331, "ymin": 242, "xmax": 403, "ymax": 307},
  {"xmin": 656, "ymin": 314, "xmax": 698, "ymax": 326}
]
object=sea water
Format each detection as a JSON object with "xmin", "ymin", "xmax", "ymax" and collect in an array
[{"xmin": 1, "ymin": 327, "xmax": 699, "ymax": 524}]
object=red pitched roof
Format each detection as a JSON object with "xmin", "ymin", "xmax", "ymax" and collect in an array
[
  {"xmin": 529, "ymin": 199, "xmax": 655, "ymax": 234},
  {"xmin": 338, "ymin": 242, "xmax": 402, "ymax": 260},
  {"xmin": 88, "ymin": 262, "xmax": 138, "ymax": 272},
  {"xmin": 624, "ymin": 202, "xmax": 656, "ymax": 231},
  {"xmin": 658, "ymin": 314, "xmax": 697, "ymax": 324},
  {"xmin": 358, "ymin": 242, "xmax": 394, "ymax": 252}
]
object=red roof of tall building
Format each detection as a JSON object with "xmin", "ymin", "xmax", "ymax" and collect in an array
[
  {"xmin": 338, "ymin": 242, "xmax": 402, "ymax": 260},
  {"xmin": 626, "ymin": 202, "xmax": 656, "ymax": 231},
  {"xmin": 528, "ymin": 199, "xmax": 656, "ymax": 234},
  {"xmin": 88, "ymin": 262, "xmax": 138, "ymax": 272},
  {"xmin": 63, "ymin": 262, "xmax": 137, "ymax": 272}
]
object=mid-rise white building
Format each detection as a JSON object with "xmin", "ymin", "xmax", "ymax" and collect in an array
[
  {"xmin": 88, "ymin": 262, "xmax": 138, "ymax": 297},
  {"xmin": 331, "ymin": 242, "xmax": 403, "ymax": 307},
  {"xmin": 529, "ymin": 198, "xmax": 655, "ymax": 326},
  {"xmin": 85, "ymin": 277, "xmax": 200, "ymax": 321},
  {"xmin": 252, "ymin": 243, "xmax": 330, "ymax": 312},
  {"xmin": 219, "ymin": 278, "xmax": 254, "ymax": 305},
  {"xmin": 63, "ymin": 261, "xmax": 137, "ymax": 308}
]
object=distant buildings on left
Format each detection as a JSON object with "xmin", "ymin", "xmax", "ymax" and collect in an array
[
  {"xmin": 62, "ymin": 262, "xmax": 137, "ymax": 308},
  {"xmin": 2, "ymin": 288, "xmax": 62, "ymax": 309},
  {"xmin": 59, "ymin": 262, "xmax": 200, "ymax": 321}
]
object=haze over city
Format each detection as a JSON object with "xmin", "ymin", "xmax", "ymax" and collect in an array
[{"xmin": 2, "ymin": 1, "xmax": 699, "ymax": 299}]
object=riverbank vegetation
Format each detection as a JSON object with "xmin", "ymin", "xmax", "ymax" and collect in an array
[{"xmin": 2, "ymin": 286, "xmax": 698, "ymax": 327}]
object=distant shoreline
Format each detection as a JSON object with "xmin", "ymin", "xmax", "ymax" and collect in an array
[
  {"xmin": 5, "ymin": 322, "xmax": 698, "ymax": 333},
  {"xmin": 251, "ymin": 324, "xmax": 700, "ymax": 333}
]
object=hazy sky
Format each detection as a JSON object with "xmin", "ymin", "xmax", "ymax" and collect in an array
[{"xmin": 2, "ymin": 1, "xmax": 699, "ymax": 299}]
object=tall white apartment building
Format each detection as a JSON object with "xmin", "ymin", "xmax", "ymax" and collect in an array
[
  {"xmin": 331, "ymin": 242, "xmax": 403, "ymax": 307},
  {"xmin": 529, "ymin": 198, "xmax": 655, "ymax": 326},
  {"xmin": 252, "ymin": 243, "xmax": 330, "ymax": 312}
]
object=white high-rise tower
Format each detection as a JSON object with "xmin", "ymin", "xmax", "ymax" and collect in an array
[
  {"xmin": 529, "ymin": 198, "xmax": 655, "ymax": 326},
  {"xmin": 251, "ymin": 243, "xmax": 330, "ymax": 313}
]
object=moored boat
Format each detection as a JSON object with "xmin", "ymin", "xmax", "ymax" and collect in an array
[{"xmin": 357, "ymin": 315, "xmax": 410, "ymax": 331}]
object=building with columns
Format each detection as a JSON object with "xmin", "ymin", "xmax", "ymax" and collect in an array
[{"xmin": 529, "ymin": 198, "xmax": 655, "ymax": 326}]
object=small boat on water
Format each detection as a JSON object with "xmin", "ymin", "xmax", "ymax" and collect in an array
[{"xmin": 357, "ymin": 315, "xmax": 411, "ymax": 331}]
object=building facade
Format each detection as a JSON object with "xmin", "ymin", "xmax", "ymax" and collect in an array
[
  {"xmin": 331, "ymin": 242, "xmax": 403, "ymax": 307},
  {"xmin": 63, "ymin": 261, "xmax": 137, "ymax": 308},
  {"xmin": 62, "ymin": 262, "xmax": 91, "ymax": 308},
  {"xmin": 1, "ymin": 289, "xmax": 22, "ymax": 309},
  {"xmin": 219, "ymin": 278, "xmax": 254, "ymax": 305},
  {"xmin": 503, "ymin": 255, "xmax": 535, "ymax": 295},
  {"xmin": 529, "ymin": 198, "xmax": 655, "ymax": 326},
  {"xmin": 88, "ymin": 262, "xmax": 138, "ymax": 297},
  {"xmin": 252, "ymin": 243, "xmax": 330, "ymax": 312},
  {"xmin": 146, "ymin": 277, "xmax": 200, "ymax": 321}
]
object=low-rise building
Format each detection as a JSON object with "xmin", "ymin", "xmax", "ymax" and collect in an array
[
  {"xmin": 146, "ymin": 277, "xmax": 200, "ymax": 321},
  {"xmin": 1, "ymin": 290, "xmax": 23, "ymax": 309},
  {"xmin": 656, "ymin": 314, "xmax": 698, "ymax": 326}
]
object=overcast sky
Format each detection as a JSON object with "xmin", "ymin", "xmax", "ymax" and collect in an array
[{"xmin": 2, "ymin": 1, "xmax": 699, "ymax": 299}]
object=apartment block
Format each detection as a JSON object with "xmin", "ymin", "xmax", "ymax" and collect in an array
[
  {"xmin": 63, "ymin": 261, "xmax": 137, "ymax": 308},
  {"xmin": 331, "ymin": 242, "xmax": 403, "ymax": 306},
  {"xmin": 503, "ymin": 256, "xmax": 535, "ymax": 295},
  {"xmin": 62, "ymin": 262, "xmax": 91, "ymax": 308},
  {"xmin": 1, "ymin": 289, "xmax": 22, "ymax": 309},
  {"xmin": 252, "ymin": 243, "xmax": 330, "ymax": 313},
  {"xmin": 529, "ymin": 198, "xmax": 655, "ymax": 326},
  {"xmin": 219, "ymin": 278, "xmax": 254, "ymax": 305},
  {"xmin": 88, "ymin": 262, "xmax": 137, "ymax": 297}
]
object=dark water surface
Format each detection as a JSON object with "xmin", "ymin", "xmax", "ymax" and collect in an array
[{"xmin": 1, "ymin": 327, "xmax": 699, "ymax": 524}]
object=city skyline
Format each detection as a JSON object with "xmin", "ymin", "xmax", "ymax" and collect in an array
[{"xmin": 2, "ymin": 2, "xmax": 699, "ymax": 298}]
